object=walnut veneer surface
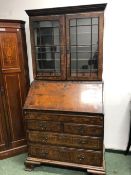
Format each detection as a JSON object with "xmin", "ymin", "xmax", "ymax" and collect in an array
[
  {"xmin": 24, "ymin": 81, "xmax": 103, "ymax": 114},
  {"xmin": 24, "ymin": 81, "xmax": 105, "ymax": 174}
]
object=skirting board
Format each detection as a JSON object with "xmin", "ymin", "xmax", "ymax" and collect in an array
[
  {"xmin": 0, "ymin": 145, "xmax": 27, "ymax": 160},
  {"xmin": 105, "ymin": 149, "xmax": 131, "ymax": 155}
]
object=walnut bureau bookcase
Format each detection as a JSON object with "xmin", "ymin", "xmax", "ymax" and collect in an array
[
  {"xmin": 0, "ymin": 20, "xmax": 30, "ymax": 159},
  {"xmin": 24, "ymin": 4, "xmax": 107, "ymax": 175}
]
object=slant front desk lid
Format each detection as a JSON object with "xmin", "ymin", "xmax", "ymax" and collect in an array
[{"xmin": 24, "ymin": 81, "xmax": 103, "ymax": 114}]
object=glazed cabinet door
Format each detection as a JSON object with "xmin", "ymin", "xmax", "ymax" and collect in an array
[
  {"xmin": 30, "ymin": 15, "xmax": 66, "ymax": 80},
  {"xmin": 66, "ymin": 12, "xmax": 104, "ymax": 80},
  {"xmin": 0, "ymin": 28, "xmax": 26, "ymax": 149}
]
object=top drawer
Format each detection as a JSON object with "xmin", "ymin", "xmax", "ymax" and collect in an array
[
  {"xmin": 25, "ymin": 112, "xmax": 103, "ymax": 126},
  {"xmin": 27, "ymin": 120, "xmax": 61, "ymax": 132}
]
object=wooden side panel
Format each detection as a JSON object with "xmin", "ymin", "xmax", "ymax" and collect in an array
[{"xmin": 0, "ymin": 32, "xmax": 19, "ymax": 69}]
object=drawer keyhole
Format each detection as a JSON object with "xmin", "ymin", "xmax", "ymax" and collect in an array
[
  {"xmin": 78, "ymin": 155, "xmax": 85, "ymax": 161},
  {"xmin": 42, "ymin": 151, "xmax": 48, "ymax": 158},
  {"xmin": 79, "ymin": 139, "xmax": 88, "ymax": 144},
  {"xmin": 42, "ymin": 136, "xmax": 48, "ymax": 143},
  {"xmin": 78, "ymin": 126, "xmax": 85, "ymax": 134},
  {"xmin": 39, "ymin": 122, "xmax": 47, "ymax": 130}
]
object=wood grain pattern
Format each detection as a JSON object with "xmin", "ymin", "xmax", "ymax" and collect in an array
[
  {"xmin": 25, "ymin": 156, "xmax": 105, "ymax": 174},
  {"xmin": 24, "ymin": 81, "xmax": 103, "ymax": 114},
  {"xmin": 0, "ymin": 96, "xmax": 7, "ymax": 150},
  {"xmin": 28, "ymin": 131, "xmax": 103, "ymax": 150},
  {"xmin": 0, "ymin": 32, "xmax": 19, "ymax": 68},
  {"xmin": 0, "ymin": 20, "xmax": 30, "ymax": 157},
  {"xmin": 63, "ymin": 123, "xmax": 103, "ymax": 137},
  {"xmin": 3, "ymin": 74, "xmax": 24, "ymax": 141},
  {"xmin": 28, "ymin": 144, "xmax": 103, "ymax": 167},
  {"xmin": 66, "ymin": 12, "xmax": 104, "ymax": 81},
  {"xmin": 27, "ymin": 120, "xmax": 62, "ymax": 132},
  {"xmin": 25, "ymin": 112, "xmax": 103, "ymax": 126},
  {"xmin": 25, "ymin": 4, "xmax": 106, "ymax": 175},
  {"xmin": 28, "ymin": 6, "xmax": 105, "ymax": 81},
  {"xmin": 26, "ymin": 4, "xmax": 107, "ymax": 16}
]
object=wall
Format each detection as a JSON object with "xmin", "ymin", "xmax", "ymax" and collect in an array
[{"xmin": 0, "ymin": 0, "xmax": 131, "ymax": 151}]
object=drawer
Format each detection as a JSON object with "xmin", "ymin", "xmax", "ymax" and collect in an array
[
  {"xmin": 28, "ymin": 131, "xmax": 103, "ymax": 150},
  {"xmin": 26, "ymin": 120, "xmax": 61, "ymax": 132},
  {"xmin": 29, "ymin": 144, "xmax": 103, "ymax": 167},
  {"xmin": 64, "ymin": 123, "xmax": 103, "ymax": 137},
  {"xmin": 25, "ymin": 112, "xmax": 103, "ymax": 126}
]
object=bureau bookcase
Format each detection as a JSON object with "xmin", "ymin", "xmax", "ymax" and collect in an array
[{"xmin": 24, "ymin": 3, "xmax": 107, "ymax": 175}]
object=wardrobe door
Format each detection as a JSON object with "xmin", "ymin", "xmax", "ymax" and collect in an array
[
  {"xmin": 0, "ymin": 29, "xmax": 25, "ymax": 148},
  {"xmin": 0, "ymin": 20, "xmax": 30, "ymax": 158}
]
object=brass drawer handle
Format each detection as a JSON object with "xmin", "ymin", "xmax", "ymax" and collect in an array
[
  {"xmin": 42, "ymin": 136, "xmax": 48, "ymax": 143},
  {"xmin": 42, "ymin": 151, "xmax": 48, "ymax": 158},
  {"xmin": 39, "ymin": 122, "xmax": 47, "ymax": 130},
  {"xmin": 78, "ymin": 155, "xmax": 85, "ymax": 161},
  {"xmin": 79, "ymin": 139, "xmax": 88, "ymax": 144},
  {"xmin": 78, "ymin": 126, "xmax": 85, "ymax": 134}
]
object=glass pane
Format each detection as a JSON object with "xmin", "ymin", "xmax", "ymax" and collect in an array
[
  {"xmin": 37, "ymin": 56, "xmax": 60, "ymax": 72},
  {"xmin": 54, "ymin": 28, "xmax": 60, "ymax": 45},
  {"xmin": 32, "ymin": 21, "xmax": 39, "ymax": 28},
  {"xmin": 77, "ymin": 26, "xmax": 91, "ymax": 45},
  {"xmin": 71, "ymin": 60, "xmax": 90, "ymax": 72},
  {"xmin": 78, "ymin": 60, "xmax": 90, "ymax": 72},
  {"xmin": 40, "ymin": 21, "xmax": 53, "ymax": 28},
  {"xmin": 70, "ymin": 19, "xmax": 76, "ymax": 26},
  {"xmin": 77, "ymin": 52, "xmax": 91, "ymax": 60},
  {"xmin": 92, "ymin": 45, "xmax": 98, "ymax": 58},
  {"xmin": 34, "ymin": 28, "xmax": 40, "ymax": 46},
  {"xmin": 92, "ymin": 18, "xmax": 98, "ymax": 25},
  {"xmin": 77, "ymin": 18, "xmax": 91, "ymax": 26},
  {"xmin": 70, "ymin": 18, "xmax": 91, "ymax": 26},
  {"xmin": 92, "ymin": 25, "xmax": 98, "ymax": 45},
  {"xmin": 33, "ymin": 20, "xmax": 60, "ymax": 74},
  {"xmin": 36, "ymin": 46, "xmax": 60, "ymax": 73},
  {"xmin": 77, "ymin": 46, "xmax": 91, "ymax": 52},
  {"xmin": 39, "ymin": 21, "xmax": 59, "ymax": 28},
  {"xmin": 70, "ymin": 27, "xmax": 76, "ymax": 45},
  {"xmin": 40, "ymin": 28, "xmax": 53, "ymax": 46},
  {"xmin": 69, "ymin": 17, "xmax": 99, "ymax": 77}
]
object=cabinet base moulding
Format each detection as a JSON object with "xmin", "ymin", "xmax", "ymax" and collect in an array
[
  {"xmin": 24, "ymin": 157, "xmax": 106, "ymax": 175},
  {"xmin": 0, "ymin": 145, "xmax": 27, "ymax": 160}
]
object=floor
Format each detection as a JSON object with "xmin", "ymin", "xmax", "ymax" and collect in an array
[{"xmin": 0, "ymin": 153, "xmax": 131, "ymax": 175}]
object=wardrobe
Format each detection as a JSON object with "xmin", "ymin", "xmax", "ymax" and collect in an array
[{"xmin": 0, "ymin": 20, "xmax": 30, "ymax": 159}]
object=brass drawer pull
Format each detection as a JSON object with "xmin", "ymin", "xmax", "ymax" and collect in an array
[
  {"xmin": 42, "ymin": 151, "xmax": 48, "ymax": 158},
  {"xmin": 78, "ymin": 155, "xmax": 85, "ymax": 161},
  {"xmin": 78, "ymin": 126, "xmax": 85, "ymax": 134},
  {"xmin": 39, "ymin": 122, "xmax": 47, "ymax": 130},
  {"xmin": 42, "ymin": 136, "xmax": 48, "ymax": 143},
  {"xmin": 79, "ymin": 139, "xmax": 88, "ymax": 144}
]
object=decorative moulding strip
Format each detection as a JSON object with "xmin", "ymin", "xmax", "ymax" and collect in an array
[{"xmin": 25, "ymin": 3, "xmax": 107, "ymax": 16}]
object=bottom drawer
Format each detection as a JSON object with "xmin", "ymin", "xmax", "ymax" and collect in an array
[{"xmin": 29, "ymin": 144, "xmax": 103, "ymax": 167}]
